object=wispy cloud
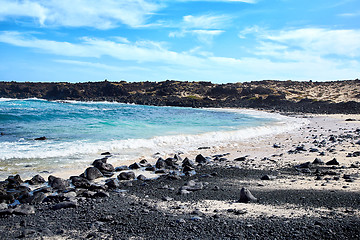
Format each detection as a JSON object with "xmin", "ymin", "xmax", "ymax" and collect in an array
[
  {"xmin": 54, "ymin": 59, "xmax": 148, "ymax": 72},
  {"xmin": 238, "ymin": 25, "xmax": 264, "ymax": 38},
  {"xmin": 338, "ymin": 11, "xmax": 360, "ymax": 17},
  {"xmin": 0, "ymin": 0, "xmax": 162, "ymax": 29},
  {"xmin": 263, "ymin": 28, "xmax": 360, "ymax": 58},
  {"xmin": 0, "ymin": 28, "xmax": 358, "ymax": 82},
  {"xmin": 173, "ymin": 0, "xmax": 256, "ymax": 3},
  {"xmin": 169, "ymin": 29, "xmax": 224, "ymax": 44},
  {"xmin": 169, "ymin": 14, "xmax": 230, "ymax": 44},
  {"xmin": 0, "ymin": 31, "xmax": 204, "ymax": 67},
  {"xmin": 0, "ymin": 0, "xmax": 48, "ymax": 25},
  {"xmin": 182, "ymin": 14, "xmax": 232, "ymax": 29},
  {"xmin": 239, "ymin": 27, "xmax": 360, "ymax": 58}
]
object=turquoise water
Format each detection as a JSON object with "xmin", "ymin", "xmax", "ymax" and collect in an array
[{"xmin": 0, "ymin": 98, "xmax": 293, "ymax": 179}]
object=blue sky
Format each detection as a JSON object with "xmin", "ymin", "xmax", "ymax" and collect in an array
[{"xmin": 0, "ymin": 0, "xmax": 359, "ymax": 83}]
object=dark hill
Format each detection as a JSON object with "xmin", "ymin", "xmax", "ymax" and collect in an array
[{"xmin": 1, "ymin": 79, "xmax": 360, "ymax": 114}]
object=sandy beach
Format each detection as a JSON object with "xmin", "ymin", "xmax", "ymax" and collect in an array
[{"xmin": 0, "ymin": 112, "xmax": 359, "ymax": 239}]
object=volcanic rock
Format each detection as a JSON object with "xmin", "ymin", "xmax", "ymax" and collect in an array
[
  {"xmin": 137, "ymin": 175, "xmax": 147, "ymax": 181},
  {"xmin": 238, "ymin": 187, "xmax": 257, "ymax": 203},
  {"xmin": 105, "ymin": 178, "xmax": 120, "ymax": 189},
  {"xmin": 155, "ymin": 158, "xmax": 166, "ymax": 169},
  {"xmin": 70, "ymin": 176, "xmax": 91, "ymax": 189},
  {"xmin": 48, "ymin": 176, "xmax": 69, "ymax": 190},
  {"xmin": 326, "ymin": 158, "xmax": 340, "ymax": 165},
  {"xmin": 25, "ymin": 174, "xmax": 45, "ymax": 185},
  {"xmin": 260, "ymin": 175, "xmax": 276, "ymax": 180},
  {"xmin": 117, "ymin": 171, "xmax": 135, "ymax": 181},
  {"xmin": 34, "ymin": 136, "xmax": 46, "ymax": 140},
  {"xmin": 312, "ymin": 158, "xmax": 324, "ymax": 165},
  {"xmin": 295, "ymin": 162, "xmax": 311, "ymax": 168},
  {"xmin": 129, "ymin": 162, "xmax": 141, "ymax": 170},
  {"xmin": 13, "ymin": 205, "xmax": 35, "ymax": 215},
  {"xmin": 195, "ymin": 154, "xmax": 207, "ymax": 164},
  {"xmin": 84, "ymin": 167, "xmax": 104, "ymax": 180},
  {"xmin": 52, "ymin": 201, "xmax": 78, "ymax": 210}
]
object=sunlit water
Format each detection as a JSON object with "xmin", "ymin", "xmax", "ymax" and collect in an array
[{"xmin": 0, "ymin": 98, "xmax": 305, "ymax": 180}]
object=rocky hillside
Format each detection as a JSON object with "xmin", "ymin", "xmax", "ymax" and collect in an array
[{"xmin": 1, "ymin": 79, "xmax": 360, "ymax": 114}]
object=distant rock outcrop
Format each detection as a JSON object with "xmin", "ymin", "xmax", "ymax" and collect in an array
[{"xmin": 1, "ymin": 79, "xmax": 360, "ymax": 114}]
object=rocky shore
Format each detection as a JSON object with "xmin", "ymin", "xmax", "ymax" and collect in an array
[
  {"xmin": 1, "ymin": 79, "xmax": 360, "ymax": 114},
  {"xmin": 0, "ymin": 114, "xmax": 359, "ymax": 239}
]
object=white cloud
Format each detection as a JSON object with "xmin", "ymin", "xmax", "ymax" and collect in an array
[
  {"xmin": 263, "ymin": 28, "xmax": 360, "ymax": 58},
  {"xmin": 238, "ymin": 25, "xmax": 264, "ymax": 38},
  {"xmin": 0, "ymin": 31, "xmax": 205, "ymax": 67},
  {"xmin": 338, "ymin": 11, "xmax": 360, "ymax": 17},
  {"xmin": 0, "ymin": 0, "xmax": 48, "ymax": 25},
  {"xmin": 54, "ymin": 59, "xmax": 148, "ymax": 72},
  {"xmin": 183, "ymin": 14, "xmax": 231, "ymax": 29},
  {"xmin": 0, "ymin": 29, "xmax": 358, "ymax": 82},
  {"xmin": 169, "ymin": 29, "xmax": 224, "ymax": 44},
  {"xmin": 0, "ymin": 0, "xmax": 161, "ymax": 29},
  {"xmin": 169, "ymin": 14, "xmax": 229, "ymax": 43}
]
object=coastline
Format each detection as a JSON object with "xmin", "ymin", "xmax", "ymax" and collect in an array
[
  {"xmin": 0, "ymin": 106, "xmax": 360, "ymax": 239},
  {"xmin": 0, "ymin": 102, "xmax": 305, "ymax": 181}
]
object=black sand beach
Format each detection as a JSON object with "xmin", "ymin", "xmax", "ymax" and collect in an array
[{"xmin": 1, "ymin": 113, "xmax": 360, "ymax": 239}]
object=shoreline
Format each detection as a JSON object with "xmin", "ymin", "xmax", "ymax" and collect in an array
[
  {"xmin": 0, "ymin": 107, "xmax": 360, "ymax": 239},
  {"xmin": 0, "ymin": 102, "xmax": 305, "ymax": 181}
]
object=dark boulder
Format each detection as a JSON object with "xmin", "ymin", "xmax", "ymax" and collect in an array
[
  {"xmin": 70, "ymin": 176, "xmax": 91, "ymax": 189},
  {"xmin": 92, "ymin": 158, "xmax": 107, "ymax": 165},
  {"xmin": 165, "ymin": 158, "xmax": 179, "ymax": 169},
  {"xmin": 93, "ymin": 159, "xmax": 115, "ymax": 173},
  {"xmin": 84, "ymin": 167, "xmax": 104, "ymax": 180},
  {"xmin": 25, "ymin": 175, "xmax": 45, "ymax": 185},
  {"xmin": 137, "ymin": 175, "xmax": 147, "ymax": 181},
  {"xmin": 48, "ymin": 176, "xmax": 69, "ymax": 191},
  {"xmin": 326, "ymin": 158, "xmax": 340, "ymax": 165},
  {"xmin": 6, "ymin": 186, "xmax": 31, "ymax": 204},
  {"xmin": 295, "ymin": 162, "xmax": 311, "ymax": 169},
  {"xmin": 145, "ymin": 166, "xmax": 156, "ymax": 171},
  {"xmin": 115, "ymin": 166, "xmax": 128, "ymax": 171},
  {"xmin": 105, "ymin": 178, "xmax": 120, "ymax": 189},
  {"xmin": 234, "ymin": 156, "xmax": 246, "ymax": 161},
  {"xmin": 260, "ymin": 175, "xmax": 276, "ymax": 180},
  {"xmin": 182, "ymin": 157, "xmax": 195, "ymax": 168},
  {"xmin": 195, "ymin": 154, "xmax": 207, "ymax": 164},
  {"xmin": 117, "ymin": 171, "xmax": 135, "ymax": 181},
  {"xmin": 34, "ymin": 136, "xmax": 46, "ymax": 141},
  {"xmin": 183, "ymin": 165, "xmax": 195, "ymax": 174},
  {"xmin": 155, "ymin": 158, "xmax": 166, "ymax": 169},
  {"xmin": 139, "ymin": 159, "xmax": 149, "ymax": 167},
  {"xmin": 7, "ymin": 175, "xmax": 23, "ymax": 188},
  {"xmin": 295, "ymin": 145, "xmax": 307, "ymax": 152},
  {"xmin": 238, "ymin": 187, "xmax": 257, "ymax": 203},
  {"xmin": 129, "ymin": 162, "xmax": 141, "ymax": 170},
  {"xmin": 312, "ymin": 158, "xmax": 324, "ymax": 165},
  {"xmin": 28, "ymin": 191, "xmax": 46, "ymax": 204}
]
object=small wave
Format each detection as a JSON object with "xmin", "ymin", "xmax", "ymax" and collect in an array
[
  {"xmin": 0, "ymin": 114, "xmax": 308, "ymax": 161},
  {"xmin": 0, "ymin": 98, "xmax": 47, "ymax": 102}
]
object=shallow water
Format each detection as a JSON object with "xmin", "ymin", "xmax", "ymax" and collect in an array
[{"xmin": 0, "ymin": 98, "xmax": 303, "ymax": 180}]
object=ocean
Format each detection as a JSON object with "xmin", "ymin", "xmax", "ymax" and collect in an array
[{"xmin": 0, "ymin": 98, "xmax": 305, "ymax": 180}]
